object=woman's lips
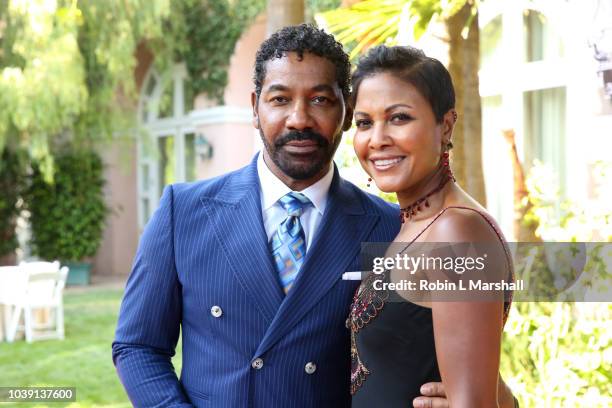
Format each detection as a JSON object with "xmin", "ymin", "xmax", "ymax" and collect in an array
[
  {"xmin": 370, "ymin": 156, "xmax": 405, "ymax": 171},
  {"xmin": 284, "ymin": 141, "xmax": 319, "ymax": 154}
]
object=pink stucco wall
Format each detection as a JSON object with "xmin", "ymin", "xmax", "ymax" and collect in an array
[
  {"xmin": 93, "ymin": 140, "xmax": 139, "ymax": 276},
  {"xmin": 224, "ymin": 15, "xmax": 266, "ymax": 107},
  {"xmin": 192, "ymin": 14, "xmax": 267, "ymax": 180},
  {"xmin": 194, "ymin": 122, "xmax": 259, "ymax": 179}
]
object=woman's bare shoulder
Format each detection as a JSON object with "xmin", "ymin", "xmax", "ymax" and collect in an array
[{"xmin": 427, "ymin": 206, "xmax": 501, "ymax": 243}]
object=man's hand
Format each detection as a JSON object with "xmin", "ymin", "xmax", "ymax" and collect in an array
[
  {"xmin": 413, "ymin": 378, "xmax": 518, "ymax": 408},
  {"xmin": 413, "ymin": 382, "xmax": 449, "ymax": 408}
]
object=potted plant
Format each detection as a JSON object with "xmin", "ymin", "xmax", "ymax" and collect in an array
[{"xmin": 26, "ymin": 149, "xmax": 108, "ymax": 285}]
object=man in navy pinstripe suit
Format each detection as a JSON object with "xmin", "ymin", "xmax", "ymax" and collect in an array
[{"xmin": 113, "ymin": 24, "xmax": 457, "ymax": 408}]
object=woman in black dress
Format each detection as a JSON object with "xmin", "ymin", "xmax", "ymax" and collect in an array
[{"xmin": 349, "ymin": 45, "xmax": 514, "ymax": 408}]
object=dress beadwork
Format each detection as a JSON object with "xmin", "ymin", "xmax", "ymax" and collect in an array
[{"xmin": 348, "ymin": 271, "xmax": 389, "ymax": 395}]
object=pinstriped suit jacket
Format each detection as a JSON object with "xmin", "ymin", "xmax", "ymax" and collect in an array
[{"xmin": 112, "ymin": 155, "xmax": 400, "ymax": 407}]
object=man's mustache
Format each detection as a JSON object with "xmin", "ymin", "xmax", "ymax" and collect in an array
[{"xmin": 274, "ymin": 130, "xmax": 329, "ymax": 148}]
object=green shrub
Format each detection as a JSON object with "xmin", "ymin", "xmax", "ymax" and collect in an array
[
  {"xmin": 0, "ymin": 148, "xmax": 27, "ymax": 258},
  {"xmin": 502, "ymin": 302, "xmax": 612, "ymax": 407},
  {"xmin": 500, "ymin": 162, "xmax": 612, "ymax": 407},
  {"xmin": 27, "ymin": 149, "xmax": 108, "ymax": 261}
]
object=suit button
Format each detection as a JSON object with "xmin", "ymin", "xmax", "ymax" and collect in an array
[
  {"xmin": 304, "ymin": 361, "xmax": 317, "ymax": 375},
  {"xmin": 252, "ymin": 358, "xmax": 264, "ymax": 370},
  {"xmin": 210, "ymin": 306, "xmax": 223, "ymax": 318}
]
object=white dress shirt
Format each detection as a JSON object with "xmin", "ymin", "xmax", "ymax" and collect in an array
[{"xmin": 257, "ymin": 152, "xmax": 333, "ymax": 251}]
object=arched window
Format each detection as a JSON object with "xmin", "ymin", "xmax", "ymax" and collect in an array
[
  {"xmin": 137, "ymin": 63, "xmax": 196, "ymax": 229},
  {"xmin": 479, "ymin": 1, "xmax": 569, "ymax": 237}
]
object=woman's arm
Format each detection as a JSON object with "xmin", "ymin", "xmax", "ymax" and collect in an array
[
  {"xmin": 432, "ymin": 300, "xmax": 504, "ymax": 408},
  {"xmin": 426, "ymin": 207, "xmax": 507, "ymax": 408}
]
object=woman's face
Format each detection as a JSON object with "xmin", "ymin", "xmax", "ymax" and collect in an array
[{"xmin": 353, "ymin": 72, "xmax": 450, "ymax": 194}]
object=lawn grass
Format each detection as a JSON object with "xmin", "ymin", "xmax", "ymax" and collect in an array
[{"xmin": 0, "ymin": 288, "xmax": 183, "ymax": 407}]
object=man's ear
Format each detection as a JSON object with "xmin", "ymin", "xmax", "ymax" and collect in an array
[
  {"xmin": 251, "ymin": 91, "xmax": 259, "ymax": 129},
  {"xmin": 342, "ymin": 100, "xmax": 354, "ymax": 132}
]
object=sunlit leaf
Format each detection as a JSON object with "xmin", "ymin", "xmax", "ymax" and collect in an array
[{"xmin": 318, "ymin": 0, "xmax": 475, "ymax": 60}]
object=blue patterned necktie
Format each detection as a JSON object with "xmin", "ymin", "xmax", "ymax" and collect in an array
[{"xmin": 270, "ymin": 192, "xmax": 312, "ymax": 294}]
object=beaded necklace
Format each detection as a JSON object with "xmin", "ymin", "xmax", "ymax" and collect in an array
[{"xmin": 399, "ymin": 151, "xmax": 455, "ymax": 223}]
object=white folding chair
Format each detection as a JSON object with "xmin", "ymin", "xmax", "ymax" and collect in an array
[
  {"xmin": 4, "ymin": 261, "xmax": 69, "ymax": 343},
  {"xmin": 0, "ymin": 265, "xmax": 24, "ymax": 341}
]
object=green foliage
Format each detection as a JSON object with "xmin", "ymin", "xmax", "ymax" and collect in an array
[
  {"xmin": 316, "ymin": 0, "xmax": 474, "ymax": 60},
  {"xmin": 502, "ymin": 302, "xmax": 612, "ymax": 407},
  {"xmin": 74, "ymin": 0, "xmax": 170, "ymax": 143},
  {"xmin": 0, "ymin": 1, "xmax": 87, "ymax": 176},
  {"xmin": 525, "ymin": 160, "xmax": 612, "ymax": 242},
  {"xmin": 499, "ymin": 161, "xmax": 612, "ymax": 406},
  {"xmin": 0, "ymin": 0, "xmax": 267, "ymax": 172},
  {"xmin": 0, "ymin": 147, "xmax": 26, "ymax": 257},
  {"xmin": 0, "ymin": 0, "xmax": 172, "ymax": 180},
  {"xmin": 306, "ymin": 0, "xmax": 342, "ymax": 22},
  {"xmin": 27, "ymin": 149, "xmax": 108, "ymax": 262},
  {"xmin": 0, "ymin": 0, "xmax": 25, "ymax": 69},
  {"xmin": 159, "ymin": 0, "xmax": 265, "ymax": 103}
]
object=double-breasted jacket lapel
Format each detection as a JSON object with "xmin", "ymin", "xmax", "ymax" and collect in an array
[
  {"xmin": 199, "ymin": 159, "xmax": 284, "ymax": 325},
  {"xmin": 256, "ymin": 167, "xmax": 380, "ymax": 356}
]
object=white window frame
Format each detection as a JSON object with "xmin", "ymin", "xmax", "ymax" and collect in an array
[
  {"xmin": 479, "ymin": 0, "xmax": 571, "ymax": 154},
  {"xmin": 478, "ymin": 0, "xmax": 575, "ymax": 238},
  {"xmin": 137, "ymin": 63, "xmax": 195, "ymax": 230}
]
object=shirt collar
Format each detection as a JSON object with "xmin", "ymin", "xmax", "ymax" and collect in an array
[{"xmin": 257, "ymin": 152, "xmax": 333, "ymax": 215}]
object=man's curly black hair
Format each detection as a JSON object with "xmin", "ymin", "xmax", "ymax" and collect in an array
[{"xmin": 253, "ymin": 24, "xmax": 351, "ymax": 101}]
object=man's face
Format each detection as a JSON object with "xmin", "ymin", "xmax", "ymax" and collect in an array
[{"xmin": 252, "ymin": 52, "xmax": 351, "ymax": 188}]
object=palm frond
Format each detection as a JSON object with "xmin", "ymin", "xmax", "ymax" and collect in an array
[
  {"xmin": 349, "ymin": 14, "xmax": 401, "ymax": 59},
  {"xmin": 317, "ymin": 0, "xmax": 471, "ymax": 60}
]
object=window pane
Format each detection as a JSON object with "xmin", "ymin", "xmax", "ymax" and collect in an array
[
  {"xmin": 185, "ymin": 133, "xmax": 197, "ymax": 182},
  {"xmin": 141, "ymin": 163, "xmax": 150, "ymax": 191},
  {"xmin": 141, "ymin": 75, "xmax": 157, "ymax": 123},
  {"xmin": 524, "ymin": 10, "xmax": 564, "ymax": 62},
  {"xmin": 145, "ymin": 75, "xmax": 157, "ymax": 97},
  {"xmin": 480, "ymin": 16, "xmax": 503, "ymax": 71},
  {"xmin": 184, "ymin": 83, "xmax": 195, "ymax": 114},
  {"xmin": 523, "ymin": 87, "xmax": 567, "ymax": 191},
  {"xmin": 158, "ymin": 135, "xmax": 175, "ymax": 194},
  {"xmin": 142, "ymin": 198, "xmax": 150, "ymax": 225},
  {"xmin": 141, "ymin": 101, "xmax": 149, "ymax": 122},
  {"xmin": 158, "ymin": 81, "xmax": 175, "ymax": 119}
]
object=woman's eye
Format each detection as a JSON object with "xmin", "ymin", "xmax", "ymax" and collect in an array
[
  {"xmin": 312, "ymin": 96, "xmax": 330, "ymax": 104},
  {"xmin": 390, "ymin": 113, "xmax": 413, "ymax": 123},
  {"xmin": 355, "ymin": 119, "xmax": 372, "ymax": 129},
  {"xmin": 271, "ymin": 96, "xmax": 288, "ymax": 103}
]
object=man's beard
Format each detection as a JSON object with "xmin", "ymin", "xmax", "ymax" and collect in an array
[{"xmin": 260, "ymin": 128, "xmax": 341, "ymax": 180}]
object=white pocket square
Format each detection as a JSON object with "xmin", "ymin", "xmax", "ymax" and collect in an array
[{"xmin": 342, "ymin": 271, "xmax": 364, "ymax": 281}]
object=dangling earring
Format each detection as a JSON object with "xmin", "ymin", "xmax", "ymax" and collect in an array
[
  {"xmin": 442, "ymin": 145, "xmax": 456, "ymax": 182},
  {"xmin": 366, "ymin": 177, "xmax": 372, "ymax": 187}
]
